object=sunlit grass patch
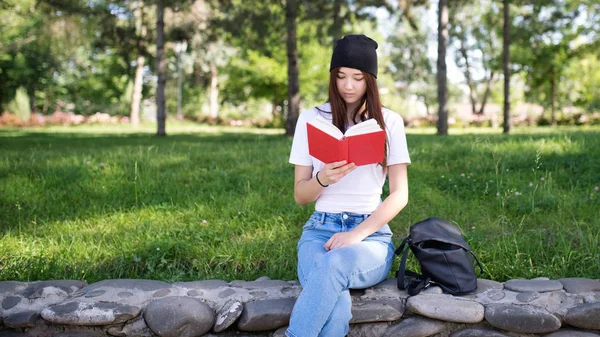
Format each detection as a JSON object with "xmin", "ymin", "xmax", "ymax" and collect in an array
[{"xmin": 1, "ymin": 124, "xmax": 599, "ymax": 282}]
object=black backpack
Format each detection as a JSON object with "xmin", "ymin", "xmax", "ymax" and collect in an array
[{"xmin": 395, "ymin": 217, "xmax": 484, "ymax": 296}]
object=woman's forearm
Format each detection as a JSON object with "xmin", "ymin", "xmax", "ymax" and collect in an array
[
  {"xmin": 294, "ymin": 175, "xmax": 324, "ymax": 205},
  {"xmin": 351, "ymin": 189, "xmax": 408, "ymax": 239}
]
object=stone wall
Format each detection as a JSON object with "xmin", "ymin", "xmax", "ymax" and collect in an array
[{"xmin": 1, "ymin": 277, "xmax": 600, "ymax": 337}]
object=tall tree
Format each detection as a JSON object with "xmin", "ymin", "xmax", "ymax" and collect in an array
[
  {"xmin": 156, "ymin": 0, "xmax": 167, "ymax": 136},
  {"xmin": 503, "ymin": 0, "xmax": 510, "ymax": 133},
  {"xmin": 285, "ymin": 0, "xmax": 299, "ymax": 136},
  {"xmin": 449, "ymin": 0, "xmax": 500, "ymax": 116},
  {"xmin": 437, "ymin": 0, "xmax": 449, "ymax": 135},
  {"xmin": 130, "ymin": 0, "xmax": 147, "ymax": 126}
]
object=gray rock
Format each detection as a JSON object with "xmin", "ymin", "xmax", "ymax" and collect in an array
[
  {"xmin": 144, "ymin": 297, "xmax": 214, "ymax": 337},
  {"xmin": 53, "ymin": 332, "xmax": 107, "ymax": 337},
  {"xmin": 0, "ymin": 331, "xmax": 28, "ymax": 337},
  {"xmin": 516, "ymin": 291, "xmax": 539, "ymax": 302},
  {"xmin": 106, "ymin": 316, "xmax": 153, "ymax": 337},
  {"xmin": 407, "ymin": 294, "xmax": 484, "ymax": 323},
  {"xmin": 230, "ymin": 280, "xmax": 290, "ymax": 288},
  {"xmin": 237, "ymin": 298, "xmax": 296, "ymax": 331},
  {"xmin": 544, "ymin": 329, "xmax": 600, "ymax": 337},
  {"xmin": 484, "ymin": 304, "xmax": 561, "ymax": 333},
  {"xmin": 3, "ymin": 311, "xmax": 39, "ymax": 328},
  {"xmin": 1, "ymin": 297, "xmax": 21, "ymax": 310},
  {"xmin": 383, "ymin": 316, "xmax": 446, "ymax": 337},
  {"xmin": 20, "ymin": 280, "xmax": 86, "ymax": 299},
  {"xmin": 187, "ymin": 290, "xmax": 202, "ymax": 297},
  {"xmin": 348, "ymin": 322, "xmax": 391, "ymax": 337},
  {"xmin": 84, "ymin": 290, "xmax": 105, "ymax": 298},
  {"xmin": 152, "ymin": 289, "xmax": 171, "ymax": 298},
  {"xmin": 174, "ymin": 280, "xmax": 229, "ymax": 290},
  {"xmin": 422, "ymin": 286, "xmax": 443, "ymax": 294},
  {"xmin": 349, "ymin": 299, "xmax": 404, "ymax": 324},
  {"xmin": 471, "ymin": 279, "xmax": 504, "ymax": 295},
  {"xmin": 504, "ymin": 279, "xmax": 563, "ymax": 293},
  {"xmin": 41, "ymin": 300, "xmax": 141, "ymax": 325},
  {"xmin": 559, "ymin": 278, "xmax": 600, "ymax": 294},
  {"xmin": 213, "ymin": 300, "xmax": 243, "ymax": 333},
  {"xmin": 255, "ymin": 276, "xmax": 271, "ymax": 282},
  {"xmin": 218, "ymin": 289, "xmax": 236, "ymax": 298},
  {"xmin": 564, "ymin": 302, "xmax": 600, "ymax": 329},
  {"xmin": 0, "ymin": 282, "xmax": 28, "ymax": 295},
  {"xmin": 488, "ymin": 291, "xmax": 506, "ymax": 301},
  {"xmin": 450, "ymin": 327, "xmax": 510, "ymax": 337},
  {"xmin": 83, "ymin": 279, "xmax": 169, "ymax": 292},
  {"xmin": 117, "ymin": 292, "xmax": 133, "ymax": 298}
]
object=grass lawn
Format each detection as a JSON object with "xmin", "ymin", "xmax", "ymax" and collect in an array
[{"xmin": 1, "ymin": 122, "xmax": 599, "ymax": 283}]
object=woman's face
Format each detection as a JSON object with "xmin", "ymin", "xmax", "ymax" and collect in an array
[{"xmin": 335, "ymin": 67, "xmax": 367, "ymax": 106}]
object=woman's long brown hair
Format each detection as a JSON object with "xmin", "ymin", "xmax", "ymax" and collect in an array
[{"xmin": 328, "ymin": 67, "xmax": 388, "ymax": 168}]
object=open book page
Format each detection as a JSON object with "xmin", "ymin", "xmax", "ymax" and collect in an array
[
  {"xmin": 308, "ymin": 115, "xmax": 383, "ymax": 139},
  {"xmin": 344, "ymin": 119, "xmax": 382, "ymax": 137},
  {"xmin": 308, "ymin": 115, "xmax": 344, "ymax": 139}
]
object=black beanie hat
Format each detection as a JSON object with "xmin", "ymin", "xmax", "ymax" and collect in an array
[{"xmin": 330, "ymin": 34, "xmax": 378, "ymax": 78}]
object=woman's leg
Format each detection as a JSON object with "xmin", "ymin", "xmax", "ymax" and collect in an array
[{"xmin": 286, "ymin": 240, "xmax": 394, "ymax": 337}]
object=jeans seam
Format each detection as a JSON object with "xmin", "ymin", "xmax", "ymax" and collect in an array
[
  {"xmin": 285, "ymin": 328, "xmax": 298, "ymax": 337},
  {"xmin": 349, "ymin": 247, "xmax": 394, "ymax": 279}
]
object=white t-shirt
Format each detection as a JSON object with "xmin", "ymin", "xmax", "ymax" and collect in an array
[{"xmin": 289, "ymin": 103, "xmax": 411, "ymax": 214}]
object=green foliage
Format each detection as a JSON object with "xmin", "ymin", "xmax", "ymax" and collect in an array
[{"xmin": 1, "ymin": 124, "xmax": 600, "ymax": 282}]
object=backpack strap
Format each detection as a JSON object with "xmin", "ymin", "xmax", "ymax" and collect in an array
[
  {"xmin": 471, "ymin": 251, "xmax": 485, "ymax": 275},
  {"xmin": 394, "ymin": 237, "xmax": 411, "ymax": 290},
  {"xmin": 395, "ymin": 236, "xmax": 432, "ymax": 295}
]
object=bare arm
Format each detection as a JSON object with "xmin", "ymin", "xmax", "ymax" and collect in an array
[
  {"xmin": 324, "ymin": 163, "xmax": 409, "ymax": 250},
  {"xmin": 293, "ymin": 161, "xmax": 356, "ymax": 206}
]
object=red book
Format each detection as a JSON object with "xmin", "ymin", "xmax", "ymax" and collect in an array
[{"xmin": 306, "ymin": 116, "xmax": 386, "ymax": 166}]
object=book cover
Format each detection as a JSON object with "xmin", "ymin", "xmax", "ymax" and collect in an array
[{"xmin": 306, "ymin": 116, "xmax": 385, "ymax": 166}]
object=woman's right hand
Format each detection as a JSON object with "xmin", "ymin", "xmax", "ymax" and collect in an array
[{"xmin": 318, "ymin": 160, "xmax": 356, "ymax": 186}]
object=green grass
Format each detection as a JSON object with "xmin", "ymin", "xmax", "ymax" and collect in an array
[{"xmin": 1, "ymin": 123, "xmax": 599, "ymax": 283}]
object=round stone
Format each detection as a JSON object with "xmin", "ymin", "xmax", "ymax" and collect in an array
[
  {"xmin": 450, "ymin": 327, "xmax": 510, "ymax": 337},
  {"xmin": 489, "ymin": 290, "xmax": 506, "ymax": 301},
  {"xmin": 564, "ymin": 302, "xmax": 600, "ymax": 329},
  {"xmin": 407, "ymin": 294, "xmax": 484, "ymax": 323},
  {"xmin": 544, "ymin": 329, "xmax": 600, "ymax": 337},
  {"xmin": 118, "ymin": 291, "xmax": 133, "ymax": 298},
  {"xmin": 144, "ymin": 296, "xmax": 214, "ymax": 337},
  {"xmin": 218, "ymin": 288, "xmax": 236, "ymax": 298},
  {"xmin": 2, "ymin": 296, "xmax": 22, "ymax": 310},
  {"xmin": 187, "ymin": 289, "xmax": 203, "ymax": 297},
  {"xmin": 504, "ymin": 279, "xmax": 563, "ymax": 293},
  {"xmin": 152, "ymin": 288, "xmax": 171, "ymax": 298},
  {"xmin": 485, "ymin": 303, "xmax": 561, "ymax": 333}
]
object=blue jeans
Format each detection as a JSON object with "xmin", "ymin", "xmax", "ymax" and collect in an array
[{"xmin": 285, "ymin": 211, "xmax": 395, "ymax": 337}]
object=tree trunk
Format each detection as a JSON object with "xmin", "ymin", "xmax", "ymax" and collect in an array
[
  {"xmin": 176, "ymin": 48, "xmax": 183, "ymax": 120},
  {"xmin": 131, "ymin": 55, "xmax": 145, "ymax": 126},
  {"xmin": 331, "ymin": 0, "xmax": 343, "ymax": 48},
  {"xmin": 458, "ymin": 32, "xmax": 478, "ymax": 115},
  {"xmin": 130, "ymin": 0, "xmax": 146, "ymax": 126},
  {"xmin": 156, "ymin": 0, "xmax": 167, "ymax": 136},
  {"xmin": 209, "ymin": 63, "xmax": 219, "ymax": 119},
  {"xmin": 437, "ymin": 0, "xmax": 449, "ymax": 135},
  {"xmin": 478, "ymin": 71, "xmax": 495, "ymax": 115},
  {"xmin": 285, "ymin": 0, "xmax": 300, "ymax": 137},
  {"xmin": 550, "ymin": 67, "xmax": 556, "ymax": 126},
  {"xmin": 503, "ymin": 0, "xmax": 511, "ymax": 134}
]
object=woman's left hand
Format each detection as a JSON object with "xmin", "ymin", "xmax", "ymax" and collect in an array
[{"xmin": 324, "ymin": 231, "xmax": 365, "ymax": 251}]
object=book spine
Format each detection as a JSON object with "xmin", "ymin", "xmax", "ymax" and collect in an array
[{"xmin": 338, "ymin": 138, "xmax": 349, "ymax": 162}]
